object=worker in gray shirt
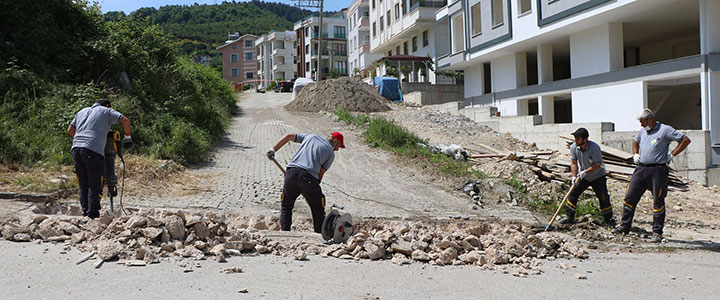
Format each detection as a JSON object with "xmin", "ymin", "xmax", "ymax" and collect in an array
[
  {"xmin": 560, "ymin": 128, "xmax": 614, "ymax": 227},
  {"xmin": 266, "ymin": 132, "xmax": 344, "ymax": 233},
  {"xmin": 67, "ymin": 99, "xmax": 132, "ymax": 218},
  {"xmin": 613, "ymin": 108, "xmax": 690, "ymax": 243}
]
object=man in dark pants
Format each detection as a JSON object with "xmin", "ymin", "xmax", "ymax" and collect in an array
[
  {"xmin": 613, "ymin": 108, "xmax": 691, "ymax": 243},
  {"xmin": 560, "ymin": 128, "xmax": 615, "ymax": 227},
  {"xmin": 67, "ymin": 99, "xmax": 132, "ymax": 218},
  {"xmin": 266, "ymin": 132, "xmax": 344, "ymax": 233}
]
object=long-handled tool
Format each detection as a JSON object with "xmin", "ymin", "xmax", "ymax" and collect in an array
[
  {"xmin": 544, "ymin": 182, "xmax": 578, "ymax": 231},
  {"xmin": 270, "ymin": 158, "xmax": 286, "ymax": 175}
]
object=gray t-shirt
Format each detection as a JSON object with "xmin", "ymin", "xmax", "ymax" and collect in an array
[
  {"xmin": 634, "ymin": 123, "xmax": 686, "ymax": 164},
  {"xmin": 570, "ymin": 140, "xmax": 606, "ymax": 182},
  {"xmin": 70, "ymin": 103, "xmax": 124, "ymax": 156},
  {"xmin": 287, "ymin": 133, "xmax": 335, "ymax": 179}
]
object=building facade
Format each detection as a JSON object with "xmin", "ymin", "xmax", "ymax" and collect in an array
[
  {"xmin": 294, "ymin": 14, "xmax": 349, "ymax": 80},
  {"xmin": 435, "ymin": 0, "xmax": 720, "ymax": 185},
  {"xmin": 369, "ymin": 0, "xmax": 449, "ymax": 83},
  {"xmin": 347, "ymin": 0, "xmax": 383, "ymax": 76},
  {"xmin": 216, "ymin": 33, "xmax": 259, "ymax": 87},
  {"xmin": 256, "ymin": 31, "xmax": 298, "ymax": 88}
]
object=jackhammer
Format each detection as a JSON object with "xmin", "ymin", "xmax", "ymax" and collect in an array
[{"xmin": 103, "ymin": 131, "xmax": 130, "ymax": 214}]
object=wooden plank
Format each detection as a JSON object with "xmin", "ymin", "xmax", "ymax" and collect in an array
[
  {"xmin": 599, "ymin": 143, "xmax": 634, "ymax": 161},
  {"xmin": 470, "ymin": 153, "xmax": 506, "ymax": 158}
]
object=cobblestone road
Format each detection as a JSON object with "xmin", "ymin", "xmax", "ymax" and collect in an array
[{"xmin": 125, "ymin": 92, "xmax": 535, "ymax": 223}]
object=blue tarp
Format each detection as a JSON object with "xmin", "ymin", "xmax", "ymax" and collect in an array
[{"xmin": 373, "ymin": 76, "xmax": 402, "ymax": 102}]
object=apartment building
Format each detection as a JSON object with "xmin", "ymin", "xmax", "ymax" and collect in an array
[
  {"xmin": 368, "ymin": 0, "xmax": 449, "ymax": 83},
  {"xmin": 216, "ymin": 33, "xmax": 259, "ymax": 87},
  {"xmin": 294, "ymin": 14, "xmax": 349, "ymax": 80},
  {"xmin": 347, "ymin": 0, "xmax": 383, "ymax": 76},
  {"xmin": 435, "ymin": 0, "xmax": 720, "ymax": 185},
  {"xmin": 256, "ymin": 31, "xmax": 298, "ymax": 88}
]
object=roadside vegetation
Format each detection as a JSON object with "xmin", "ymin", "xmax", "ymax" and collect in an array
[
  {"xmin": 0, "ymin": 0, "xmax": 237, "ymax": 166},
  {"xmin": 333, "ymin": 109, "xmax": 487, "ymax": 181}
]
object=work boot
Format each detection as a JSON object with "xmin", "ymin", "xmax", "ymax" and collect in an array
[
  {"xmin": 611, "ymin": 225, "xmax": 629, "ymax": 235},
  {"xmin": 605, "ymin": 218, "xmax": 617, "ymax": 229},
  {"xmin": 649, "ymin": 233, "xmax": 663, "ymax": 243},
  {"xmin": 559, "ymin": 216, "xmax": 575, "ymax": 225}
]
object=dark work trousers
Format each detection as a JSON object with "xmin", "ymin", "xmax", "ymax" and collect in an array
[
  {"xmin": 565, "ymin": 175, "xmax": 613, "ymax": 223},
  {"xmin": 621, "ymin": 164, "xmax": 669, "ymax": 235},
  {"xmin": 280, "ymin": 167, "xmax": 326, "ymax": 233},
  {"xmin": 72, "ymin": 147, "xmax": 105, "ymax": 218}
]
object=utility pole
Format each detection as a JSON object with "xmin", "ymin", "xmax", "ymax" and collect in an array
[{"xmin": 292, "ymin": 0, "xmax": 324, "ymax": 81}]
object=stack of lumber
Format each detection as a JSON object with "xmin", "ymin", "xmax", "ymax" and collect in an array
[{"xmin": 467, "ymin": 138, "xmax": 688, "ymax": 188}]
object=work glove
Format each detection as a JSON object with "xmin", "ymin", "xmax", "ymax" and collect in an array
[
  {"xmin": 666, "ymin": 153, "xmax": 674, "ymax": 164},
  {"xmin": 266, "ymin": 149, "xmax": 275, "ymax": 160},
  {"xmin": 633, "ymin": 153, "xmax": 640, "ymax": 164},
  {"xmin": 122, "ymin": 135, "xmax": 133, "ymax": 149},
  {"xmin": 577, "ymin": 170, "xmax": 587, "ymax": 181}
]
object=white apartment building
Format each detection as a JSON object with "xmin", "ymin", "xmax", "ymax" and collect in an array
[
  {"xmin": 435, "ymin": 0, "xmax": 720, "ymax": 185},
  {"xmin": 368, "ymin": 0, "xmax": 450, "ymax": 83},
  {"xmin": 256, "ymin": 31, "xmax": 298, "ymax": 88},
  {"xmin": 294, "ymin": 14, "xmax": 349, "ymax": 80},
  {"xmin": 347, "ymin": 0, "xmax": 383, "ymax": 76}
]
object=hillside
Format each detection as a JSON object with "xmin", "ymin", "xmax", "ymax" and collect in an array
[{"xmin": 104, "ymin": 1, "xmax": 313, "ymax": 70}]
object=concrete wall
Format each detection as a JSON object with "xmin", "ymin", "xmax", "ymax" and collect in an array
[
  {"xmin": 402, "ymin": 83, "xmax": 464, "ymax": 105},
  {"xmin": 569, "ymin": 22, "xmax": 623, "ymax": 78},
  {"xmin": 571, "ymin": 81, "xmax": 645, "ymax": 131}
]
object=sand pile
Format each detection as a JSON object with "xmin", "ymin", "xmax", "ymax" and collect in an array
[{"xmin": 286, "ymin": 77, "xmax": 390, "ymax": 113}]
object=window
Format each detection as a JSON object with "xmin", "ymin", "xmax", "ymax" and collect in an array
[
  {"xmin": 334, "ymin": 26, "xmax": 346, "ymax": 38},
  {"xmin": 231, "ymin": 54, "xmax": 238, "ymax": 62},
  {"xmin": 472, "ymin": 3, "xmax": 482, "ymax": 35},
  {"xmin": 372, "ymin": 22, "xmax": 377, "ymax": 37},
  {"xmin": 380, "ymin": 17, "xmax": 384, "ymax": 31},
  {"xmin": 334, "ymin": 61, "xmax": 347, "ymax": 73},
  {"xmin": 412, "ymin": 36, "xmax": 417, "ymax": 52},
  {"xmin": 388, "ymin": 50, "xmax": 392, "ymax": 56},
  {"xmin": 245, "ymin": 52, "xmax": 253, "ymax": 60},
  {"xmin": 372, "ymin": 0, "xmax": 375, "ymax": 10},
  {"xmin": 396, "ymin": 45, "xmax": 401, "ymax": 55},
  {"xmin": 246, "ymin": 72, "xmax": 254, "ymax": 79},
  {"xmin": 395, "ymin": 4, "xmax": 400, "ymax": 19},
  {"xmin": 403, "ymin": 41, "xmax": 408, "ymax": 54},
  {"xmin": 231, "ymin": 69, "xmax": 239, "ymax": 77},
  {"xmin": 306, "ymin": 45, "xmax": 310, "ymax": 55},
  {"xmin": 333, "ymin": 43, "xmax": 347, "ymax": 55},
  {"xmin": 305, "ymin": 28, "xmax": 309, "ymax": 37},
  {"xmin": 519, "ymin": 0, "xmax": 532, "ymax": 15},
  {"xmin": 232, "ymin": 45, "xmax": 237, "ymax": 49},
  {"xmin": 245, "ymin": 40, "xmax": 253, "ymax": 47},
  {"xmin": 453, "ymin": 14, "xmax": 465, "ymax": 52},
  {"xmin": 386, "ymin": 10, "xmax": 391, "ymax": 26},
  {"xmin": 492, "ymin": 0, "xmax": 504, "ymax": 27},
  {"xmin": 422, "ymin": 30, "xmax": 428, "ymax": 47}
]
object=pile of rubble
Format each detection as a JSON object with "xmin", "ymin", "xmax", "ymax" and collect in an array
[
  {"xmin": 286, "ymin": 77, "xmax": 390, "ymax": 113},
  {"xmin": 1, "ymin": 207, "xmax": 591, "ymax": 271}
]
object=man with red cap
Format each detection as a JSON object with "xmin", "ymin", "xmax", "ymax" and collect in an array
[{"xmin": 267, "ymin": 132, "xmax": 345, "ymax": 233}]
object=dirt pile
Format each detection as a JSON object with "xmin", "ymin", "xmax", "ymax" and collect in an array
[
  {"xmin": 1, "ymin": 205, "xmax": 590, "ymax": 271},
  {"xmin": 286, "ymin": 77, "xmax": 390, "ymax": 113}
]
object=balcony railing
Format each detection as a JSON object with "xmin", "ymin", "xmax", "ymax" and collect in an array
[
  {"xmin": 333, "ymin": 33, "xmax": 347, "ymax": 39},
  {"xmin": 311, "ymin": 32, "xmax": 329, "ymax": 38},
  {"xmin": 409, "ymin": 0, "xmax": 447, "ymax": 12},
  {"xmin": 311, "ymin": 50, "xmax": 330, "ymax": 56}
]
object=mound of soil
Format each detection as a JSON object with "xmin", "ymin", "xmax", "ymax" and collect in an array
[{"xmin": 286, "ymin": 77, "xmax": 390, "ymax": 113}]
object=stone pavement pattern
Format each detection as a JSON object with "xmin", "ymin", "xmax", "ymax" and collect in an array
[{"xmin": 124, "ymin": 92, "xmax": 536, "ymax": 222}]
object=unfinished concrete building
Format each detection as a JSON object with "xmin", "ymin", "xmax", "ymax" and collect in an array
[{"xmin": 434, "ymin": 0, "xmax": 720, "ymax": 185}]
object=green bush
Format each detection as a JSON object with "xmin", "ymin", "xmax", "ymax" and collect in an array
[
  {"xmin": 267, "ymin": 81, "xmax": 277, "ymax": 91},
  {"xmin": 0, "ymin": 1, "xmax": 237, "ymax": 165},
  {"xmin": 364, "ymin": 117, "xmax": 425, "ymax": 149}
]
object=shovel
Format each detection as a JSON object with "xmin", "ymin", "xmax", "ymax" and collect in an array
[{"xmin": 544, "ymin": 181, "xmax": 578, "ymax": 231}]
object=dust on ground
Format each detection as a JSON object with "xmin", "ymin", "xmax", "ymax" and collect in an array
[{"xmin": 286, "ymin": 77, "xmax": 390, "ymax": 113}]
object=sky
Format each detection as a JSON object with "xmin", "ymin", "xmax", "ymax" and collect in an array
[{"xmin": 98, "ymin": 0, "xmax": 354, "ymax": 14}]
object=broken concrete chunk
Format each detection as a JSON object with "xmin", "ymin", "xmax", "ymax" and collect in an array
[
  {"xmin": 164, "ymin": 215, "xmax": 185, "ymax": 240},
  {"xmin": 411, "ymin": 250, "xmax": 431, "ymax": 262}
]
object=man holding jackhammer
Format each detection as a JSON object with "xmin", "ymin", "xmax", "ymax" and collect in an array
[
  {"xmin": 266, "ymin": 132, "xmax": 344, "ymax": 233},
  {"xmin": 67, "ymin": 99, "xmax": 132, "ymax": 218},
  {"xmin": 612, "ymin": 108, "xmax": 691, "ymax": 243},
  {"xmin": 559, "ymin": 128, "xmax": 615, "ymax": 228}
]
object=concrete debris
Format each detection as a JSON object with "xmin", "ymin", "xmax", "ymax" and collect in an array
[
  {"xmin": 1, "ymin": 209, "xmax": 591, "ymax": 270},
  {"xmin": 287, "ymin": 77, "xmax": 390, "ymax": 113},
  {"xmin": 221, "ymin": 267, "xmax": 243, "ymax": 274}
]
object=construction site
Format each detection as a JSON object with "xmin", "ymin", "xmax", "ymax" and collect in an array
[{"xmin": 2, "ymin": 77, "xmax": 720, "ymax": 298}]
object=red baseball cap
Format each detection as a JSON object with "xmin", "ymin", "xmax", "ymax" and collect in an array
[{"xmin": 331, "ymin": 132, "xmax": 345, "ymax": 148}]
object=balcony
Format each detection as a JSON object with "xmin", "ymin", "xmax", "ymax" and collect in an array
[
  {"xmin": 312, "ymin": 32, "xmax": 329, "ymax": 38},
  {"xmin": 273, "ymin": 48, "xmax": 290, "ymax": 56},
  {"xmin": 409, "ymin": 0, "xmax": 447, "ymax": 11},
  {"xmin": 359, "ymin": 17, "xmax": 369, "ymax": 28},
  {"xmin": 358, "ymin": 44, "xmax": 371, "ymax": 54},
  {"xmin": 311, "ymin": 50, "xmax": 330, "ymax": 56}
]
